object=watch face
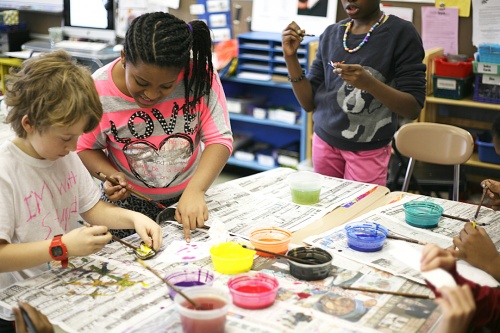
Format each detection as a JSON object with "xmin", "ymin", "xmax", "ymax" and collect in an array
[{"xmin": 51, "ymin": 246, "xmax": 63, "ymax": 257}]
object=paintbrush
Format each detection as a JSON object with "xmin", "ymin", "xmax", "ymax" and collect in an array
[
  {"xmin": 78, "ymin": 220, "xmax": 138, "ymax": 251},
  {"xmin": 441, "ymin": 213, "xmax": 469, "ymax": 222},
  {"xmin": 474, "ymin": 187, "xmax": 488, "ymax": 221},
  {"xmin": 386, "ymin": 234, "xmax": 426, "ymax": 245},
  {"xmin": 340, "ymin": 286, "xmax": 432, "ymax": 299},
  {"xmin": 96, "ymin": 171, "xmax": 167, "ymax": 210},
  {"xmin": 136, "ymin": 259, "xmax": 202, "ymax": 309},
  {"xmin": 241, "ymin": 244, "xmax": 314, "ymax": 265}
]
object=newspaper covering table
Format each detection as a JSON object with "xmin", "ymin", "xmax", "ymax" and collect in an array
[
  {"xmin": 303, "ymin": 193, "xmax": 500, "ymax": 287},
  {"xmin": 0, "ymin": 222, "xmax": 441, "ymax": 333}
]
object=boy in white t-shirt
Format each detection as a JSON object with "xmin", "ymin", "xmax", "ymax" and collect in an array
[{"xmin": 0, "ymin": 50, "xmax": 162, "ymax": 330}]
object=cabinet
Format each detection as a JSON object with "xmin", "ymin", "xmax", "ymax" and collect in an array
[{"xmin": 222, "ymin": 32, "xmax": 318, "ymax": 171}]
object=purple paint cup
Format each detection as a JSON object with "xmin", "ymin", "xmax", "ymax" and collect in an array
[{"xmin": 165, "ymin": 267, "xmax": 215, "ymax": 299}]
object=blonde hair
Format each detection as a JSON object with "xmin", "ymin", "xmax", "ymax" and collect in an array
[{"xmin": 4, "ymin": 50, "xmax": 103, "ymax": 138}]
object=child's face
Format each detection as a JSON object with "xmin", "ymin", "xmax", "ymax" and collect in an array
[
  {"xmin": 341, "ymin": 0, "xmax": 380, "ymax": 19},
  {"xmin": 122, "ymin": 60, "xmax": 181, "ymax": 108},
  {"xmin": 25, "ymin": 117, "xmax": 88, "ymax": 160}
]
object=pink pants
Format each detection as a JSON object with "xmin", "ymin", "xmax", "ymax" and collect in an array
[{"xmin": 312, "ymin": 133, "xmax": 391, "ymax": 186}]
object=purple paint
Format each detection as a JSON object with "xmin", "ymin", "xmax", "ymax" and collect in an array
[{"xmin": 175, "ymin": 281, "xmax": 206, "ymax": 287}]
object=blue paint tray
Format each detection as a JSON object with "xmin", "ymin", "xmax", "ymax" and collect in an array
[
  {"xmin": 344, "ymin": 222, "xmax": 388, "ymax": 252},
  {"xmin": 403, "ymin": 201, "xmax": 443, "ymax": 229}
]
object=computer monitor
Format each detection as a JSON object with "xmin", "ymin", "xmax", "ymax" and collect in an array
[{"xmin": 62, "ymin": 0, "xmax": 116, "ymax": 43}]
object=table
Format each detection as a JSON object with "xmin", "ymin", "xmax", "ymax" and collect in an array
[{"xmin": 1, "ymin": 169, "xmax": 448, "ymax": 333}]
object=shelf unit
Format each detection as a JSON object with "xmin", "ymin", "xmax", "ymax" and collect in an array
[{"xmin": 222, "ymin": 32, "xmax": 318, "ymax": 171}]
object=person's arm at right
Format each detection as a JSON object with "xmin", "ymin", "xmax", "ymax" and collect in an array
[
  {"xmin": 451, "ymin": 222, "xmax": 500, "ymax": 281},
  {"xmin": 282, "ymin": 22, "xmax": 315, "ymax": 112},
  {"xmin": 481, "ymin": 179, "xmax": 500, "ymax": 210},
  {"xmin": 77, "ymin": 149, "xmax": 131, "ymax": 201},
  {"xmin": 0, "ymin": 226, "xmax": 111, "ymax": 272}
]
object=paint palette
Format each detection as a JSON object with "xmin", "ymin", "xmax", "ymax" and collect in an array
[
  {"xmin": 228, "ymin": 272, "xmax": 279, "ymax": 309},
  {"xmin": 133, "ymin": 242, "xmax": 157, "ymax": 260}
]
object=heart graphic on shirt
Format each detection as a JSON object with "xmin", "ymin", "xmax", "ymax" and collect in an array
[{"xmin": 124, "ymin": 134, "xmax": 194, "ymax": 188}]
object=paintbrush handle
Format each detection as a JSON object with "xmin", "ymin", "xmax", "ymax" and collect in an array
[
  {"xmin": 441, "ymin": 213, "xmax": 470, "ymax": 222},
  {"xmin": 111, "ymin": 235, "xmax": 138, "ymax": 251},
  {"xmin": 97, "ymin": 172, "xmax": 167, "ymax": 210},
  {"xmin": 387, "ymin": 234, "xmax": 426, "ymax": 245},
  {"xmin": 341, "ymin": 286, "xmax": 431, "ymax": 299},
  {"xmin": 474, "ymin": 188, "xmax": 487, "ymax": 220},
  {"xmin": 242, "ymin": 245, "xmax": 314, "ymax": 265},
  {"xmin": 137, "ymin": 259, "xmax": 201, "ymax": 309}
]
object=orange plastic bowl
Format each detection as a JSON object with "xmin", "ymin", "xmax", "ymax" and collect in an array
[{"xmin": 249, "ymin": 227, "xmax": 292, "ymax": 257}]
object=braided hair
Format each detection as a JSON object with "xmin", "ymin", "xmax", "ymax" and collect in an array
[{"xmin": 123, "ymin": 12, "xmax": 214, "ymax": 109}]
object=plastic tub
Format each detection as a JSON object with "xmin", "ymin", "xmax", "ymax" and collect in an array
[
  {"xmin": 286, "ymin": 246, "xmax": 333, "ymax": 281},
  {"xmin": 165, "ymin": 267, "xmax": 215, "ymax": 300},
  {"xmin": 210, "ymin": 242, "xmax": 255, "ymax": 274},
  {"xmin": 249, "ymin": 227, "xmax": 292, "ymax": 257},
  {"xmin": 403, "ymin": 201, "xmax": 444, "ymax": 229},
  {"xmin": 287, "ymin": 171, "xmax": 323, "ymax": 205},
  {"xmin": 174, "ymin": 286, "xmax": 231, "ymax": 333},
  {"xmin": 344, "ymin": 222, "xmax": 388, "ymax": 252},
  {"xmin": 228, "ymin": 272, "xmax": 279, "ymax": 309}
]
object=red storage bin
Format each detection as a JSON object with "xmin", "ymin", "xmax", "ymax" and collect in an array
[{"xmin": 434, "ymin": 57, "xmax": 473, "ymax": 78}]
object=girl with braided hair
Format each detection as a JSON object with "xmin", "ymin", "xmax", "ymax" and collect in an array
[{"xmin": 77, "ymin": 12, "xmax": 233, "ymax": 242}]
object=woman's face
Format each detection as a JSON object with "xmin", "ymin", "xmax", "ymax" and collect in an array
[{"xmin": 121, "ymin": 58, "xmax": 182, "ymax": 108}]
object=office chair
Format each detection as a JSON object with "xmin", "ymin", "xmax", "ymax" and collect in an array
[{"xmin": 393, "ymin": 122, "xmax": 474, "ymax": 201}]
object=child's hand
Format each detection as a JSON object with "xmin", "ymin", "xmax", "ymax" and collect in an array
[
  {"xmin": 483, "ymin": 179, "xmax": 500, "ymax": 210},
  {"xmin": 421, "ymin": 243, "xmax": 456, "ymax": 272},
  {"xmin": 452, "ymin": 222, "xmax": 500, "ymax": 276},
  {"xmin": 131, "ymin": 214, "xmax": 162, "ymax": 251},
  {"xmin": 333, "ymin": 63, "xmax": 376, "ymax": 91},
  {"xmin": 102, "ymin": 172, "xmax": 133, "ymax": 202},
  {"xmin": 13, "ymin": 302, "xmax": 54, "ymax": 333},
  {"xmin": 176, "ymin": 189, "xmax": 208, "ymax": 243},
  {"xmin": 282, "ymin": 21, "xmax": 306, "ymax": 57},
  {"xmin": 62, "ymin": 225, "xmax": 112, "ymax": 256},
  {"xmin": 434, "ymin": 285, "xmax": 475, "ymax": 333}
]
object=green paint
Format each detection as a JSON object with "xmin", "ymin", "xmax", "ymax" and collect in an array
[{"xmin": 291, "ymin": 189, "xmax": 320, "ymax": 205}]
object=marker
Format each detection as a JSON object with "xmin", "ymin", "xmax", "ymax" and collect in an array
[{"xmin": 19, "ymin": 305, "xmax": 36, "ymax": 333}]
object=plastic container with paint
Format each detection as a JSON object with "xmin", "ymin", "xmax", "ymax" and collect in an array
[
  {"xmin": 286, "ymin": 246, "xmax": 333, "ymax": 281},
  {"xmin": 403, "ymin": 201, "xmax": 444, "ymax": 229},
  {"xmin": 344, "ymin": 222, "xmax": 388, "ymax": 252},
  {"xmin": 174, "ymin": 286, "xmax": 231, "ymax": 333},
  {"xmin": 165, "ymin": 267, "xmax": 215, "ymax": 299},
  {"xmin": 210, "ymin": 242, "xmax": 255, "ymax": 274},
  {"xmin": 228, "ymin": 272, "xmax": 279, "ymax": 309},
  {"xmin": 287, "ymin": 171, "xmax": 323, "ymax": 205},
  {"xmin": 249, "ymin": 227, "xmax": 292, "ymax": 257}
]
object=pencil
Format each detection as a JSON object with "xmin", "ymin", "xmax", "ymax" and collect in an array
[
  {"xmin": 340, "ymin": 286, "xmax": 432, "ymax": 299},
  {"xmin": 96, "ymin": 171, "xmax": 167, "ymax": 210}
]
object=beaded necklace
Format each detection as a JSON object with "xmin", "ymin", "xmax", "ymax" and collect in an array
[{"xmin": 343, "ymin": 12, "xmax": 385, "ymax": 53}]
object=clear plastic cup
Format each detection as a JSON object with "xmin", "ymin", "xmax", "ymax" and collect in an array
[
  {"xmin": 174, "ymin": 286, "xmax": 231, "ymax": 333},
  {"xmin": 165, "ymin": 267, "xmax": 214, "ymax": 299},
  {"xmin": 287, "ymin": 171, "xmax": 322, "ymax": 205}
]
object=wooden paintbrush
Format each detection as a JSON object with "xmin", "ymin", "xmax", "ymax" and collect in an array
[
  {"xmin": 136, "ymin": 259, "xmax": 202, "ymax": 309},
  {"xmin": 78, "ymin": 220, "xmax": 138, "ymax": 250},
  {"xmin": 241, "ymin": 245, "xmax": 314, "ymax": 265},
  {"xmin": 96, "ymin": 171, "xmax": 167, "ymax": 210},
  {"xmin": 474, "ymin": 187, "xmax": 488, "ymax": 221},
  {"xmin": 340, "ymin": 286, "xmax": 432, "ymax": 299},
  {"xmin": 386, "ymin": 234, "xmax": 426, "ymax": 245}
]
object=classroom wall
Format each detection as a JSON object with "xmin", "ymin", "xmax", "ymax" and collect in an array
[{"xmin": 10, "ymin": 0, "xmax": 476, "ymax": 57}]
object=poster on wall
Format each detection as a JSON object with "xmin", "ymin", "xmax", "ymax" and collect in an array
[{"xmin": 251, "ymin": 0, "xmax": 337, "ymax": 37}]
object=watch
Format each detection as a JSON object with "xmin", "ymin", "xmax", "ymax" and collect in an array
[{"xmin": 49, "ymin": 234, "xmax": 68, "ymax": 268}]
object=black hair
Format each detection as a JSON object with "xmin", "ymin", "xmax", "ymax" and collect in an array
[{"xmin": 123, "ymin": 12, "xmax": 214, "ymax": 110}]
